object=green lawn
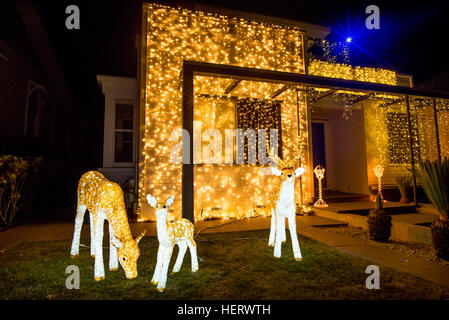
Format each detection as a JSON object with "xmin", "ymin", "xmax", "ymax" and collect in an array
[{"xmin": 0, "ymin": 230, "xmax": 448, "ymax": 299}]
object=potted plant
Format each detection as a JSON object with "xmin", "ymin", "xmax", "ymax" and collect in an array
[
  {"xmin": 367, "ymin": 194, "xmax": 392, "ymax": 242},
  {"xmin": 394, "ymin": 174, "xmax": 412, "ymax": 203},
  {"xmin": 411, "ymin": 158, "xmax": 449, "ymax": 260}
]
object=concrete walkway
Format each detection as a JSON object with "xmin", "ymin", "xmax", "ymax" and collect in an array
[
  {"xmin": 1, "ymin": 215, "xmax": 449, "ymax": 289},
  {"xmin": 0, "ymin": 215, "xmax": 343, "ymax": 251}
]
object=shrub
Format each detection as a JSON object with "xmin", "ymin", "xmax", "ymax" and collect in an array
[
  {"xmin": 0, "ymin": 155, "xmax": 30, "ymax": 225},
  {"xmin": 367, "ymin": 194, "xmax": 392, "ymax": 242},
  {"xmin": 411, "ymin": 158, "xmax": 449, "ymax": 260}
]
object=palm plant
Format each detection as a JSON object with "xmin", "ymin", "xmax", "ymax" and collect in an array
[
  {"xmin": 411, "ymin": 158, "xmax": 449, "ymax": 260},
  {"xmin": 411, "ymin": 158, "xmax": 449, "ymax": 220},
  {"xmin": 394, "ymin": 174, "xmax": 412, "ymax": 203}
]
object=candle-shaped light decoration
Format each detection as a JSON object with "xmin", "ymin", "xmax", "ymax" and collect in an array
[
  {"xmin": 313, "ymin": 165, "xmax": 328, "ymax": 207},
  {"xmin": 373, "ymin": 164, "xmax": 384, "ymax": 201}
]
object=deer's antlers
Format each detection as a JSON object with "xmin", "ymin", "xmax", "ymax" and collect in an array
[{"xmin": 266, "ymin": 139, "xmax": 302, "ymax": 169}]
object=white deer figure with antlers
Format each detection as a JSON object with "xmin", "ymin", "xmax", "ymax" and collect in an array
[
  {"xmin": 146, "ymin": 194, "xmax": 199, "ymax": 292},
  {"xmin": 266, "ymin": 144, "xmax": 305, "ymax": 260}
]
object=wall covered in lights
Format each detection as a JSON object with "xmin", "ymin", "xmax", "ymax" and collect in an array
[{"xmin": 140, "ymin": 3, "xmax": 308, "ymax": 221}]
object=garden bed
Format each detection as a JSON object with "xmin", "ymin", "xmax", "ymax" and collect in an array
[{"xmin": 321, "ymin": 225, "xmax": 449, "ymax": 266}]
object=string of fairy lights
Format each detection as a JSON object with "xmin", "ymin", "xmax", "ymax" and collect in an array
[
  {"xmin": 308, "ymin": 59, "xmax": 397, "ymax": 85},
  {"xmin": 437, "ymin": 100, "xmax": 449, "ymax": 158},
  {"xmin": 141, "ymin": 3, "xmax": 449, "ymax": 222}
]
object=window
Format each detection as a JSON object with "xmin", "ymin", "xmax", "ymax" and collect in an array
[
  {"xmin": 236, "ymin": 98, "xmax": 282, "ymax": 164},
  {"xmin": 114, "ymin": 101, "xmax": 134, "ymax": 163}
]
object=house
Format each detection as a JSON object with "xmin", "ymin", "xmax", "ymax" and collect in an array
[{"xmin": 98, "ymin": 2, "xmax": 449, "ymax": 223}]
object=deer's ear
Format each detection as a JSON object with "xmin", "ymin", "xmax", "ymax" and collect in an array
[
  {"xmin": 146, "ymin": 194, "xmax": 157, "ymax": 207},
  {"xmin": 111, "ymin": 236, "xmax": 123, "ymax": 249},
  {"xmin": 295, "ymin": 167, "xmax": 305, "ymax": 177},
  {"xmin": 271, "ymin": 166, "xmax": 283, "ymax": 176},
  {"xmin": 166, "ymin": 195, "xmax": 175, "ymax": 208}
]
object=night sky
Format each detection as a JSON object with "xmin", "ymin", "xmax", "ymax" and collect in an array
[
  {"xmin": 5, "ymin": 0, "xmax": 449, "ymax": 166},
  {"xmin": 32, "ymin": 0, "xmax": 449, "ymax": 87}
]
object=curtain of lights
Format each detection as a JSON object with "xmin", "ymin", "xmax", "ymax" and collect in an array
[
  {"xmin": 437, "ymin": 99, "xmax": 449, "ymax": 159},
  {"xmin": 409, "ymin": 97, "xmax": 439, "ymax": 162},
  {"xmin": 141, "ymin": 4, "xmax": 305, "ymax": 221},
  {"xmin": 193, "ymin": 76, "xmax": 309, "ymax": 220}
]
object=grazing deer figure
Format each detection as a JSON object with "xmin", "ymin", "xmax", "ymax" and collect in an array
[
  {"xmin": 146, "ymin": 194, "xmax": 198, "ymax": 292},
  {"xmin": 266, "ymin": 144, "xmax": 305, "ymax": 260},
  {"xmin": 70, "ymin": 171, "xmax": 145, "ymax": 281}
]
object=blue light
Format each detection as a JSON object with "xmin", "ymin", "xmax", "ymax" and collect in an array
[{"xmin": 346, "ymin": 37, "xmax": 352, "ymax": 43}]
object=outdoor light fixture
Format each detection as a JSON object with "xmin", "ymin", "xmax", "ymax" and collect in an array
[
  {"xmin": 373, "ymin": 164, "xmax": 385, "ymax": 201},
  {"xmin": 146, "ymin": 194, "xmax": 199, "ymax": 292},
  {"xmin": 313, "ymin": 165, "xmax": 328, "ymax": 207},
  {"xmin": 346, "ymin": 37, "xmax": 352, "ymax": 43},
  {"xmin": 70, "ymin": 171, "xmax": 145, "ymax": 281}
]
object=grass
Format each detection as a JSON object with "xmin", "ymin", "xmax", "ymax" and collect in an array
[{"xmin": 0, "ymin": 230, "xmax": 448, "ymax": 299}]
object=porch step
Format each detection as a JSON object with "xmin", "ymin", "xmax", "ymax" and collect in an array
[
  {"xmin": 316, "ymin": 201, "xmax": 416, "ymax": 216},
  {"xmin": 313, "ymin": 190, "xmax": 370, "ymax": 204}
]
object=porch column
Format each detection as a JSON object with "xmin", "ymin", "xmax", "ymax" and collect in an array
[
  {"xmin": 405, "ymin": 95, "xmax": 417, "ymax": 205},
  {"xmin": 306, "ymin": 90, "xmax": 314, "ymax": 201},
  {"xmin": 432, "ymin": 98, "xmax": 442, "ymax": 162},
  {"xmin": 182, "ymin": 62, "xmax": 195, "ymax": 222}
]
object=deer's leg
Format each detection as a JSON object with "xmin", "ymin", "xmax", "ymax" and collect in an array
[
  {"xmin": 279, "ymin": 217, "xmax": 286, "ymax": 243},
  {"xmin": 93, "ymin": 212, "xmax": 105, "ymax": 280},
  {"xmin": 151, "ymin": 244, "xmax": 164, "ymax": 284},
  {"xmin": 287, "ymin": 214, "xmax": 302, "ymax": 261},
  {"xmin": 70, "ymin": 204, "xmax": 86, "ymax": 257},
  {"xmin": 90, "ymin": 212, "xmax": 95, "ymax": 257},
  {"xmin": 108, "ymin": 222, "xmax": 118, "ymax": 271},
  {"xmin": 273, "ymin": 214, "xmax": 284, "ymax": 258},
  {"xmin": 187, "ymin": 238, "xmax": 198, "ymax": 272},
  {"xmin": 172, "ymin": 242, "xmax": 187, "ymax": 273},
  {"xmin": 268, "ymin": 209, "xmax": 276, "ymax": 247},
  {"xmin": 156, "ymin": 244, "xmax": 174, "ymax": 292}
]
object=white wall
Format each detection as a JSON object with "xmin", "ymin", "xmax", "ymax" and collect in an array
[{"xmin": 96, "ymin": 75, "xmax": 137, "ymax": 184}]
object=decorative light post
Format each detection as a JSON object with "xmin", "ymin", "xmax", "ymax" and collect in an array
[
  {"xmin": 374, "ymin": 164, "xmax": 384, "ymax": 201},
  {"xmin": 313, "ymin": 165, "xmax": 328, "ymax": 207}
]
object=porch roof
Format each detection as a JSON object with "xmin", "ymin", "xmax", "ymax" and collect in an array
[
  {"xmin": 180, "ymin": 60, "xmax": 449, "ymax": 222},
  {"xmin": 183, "ymin": 60, "xmax": 449, "ymax": 100}
]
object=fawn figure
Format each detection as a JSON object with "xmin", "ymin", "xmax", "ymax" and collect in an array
[
  {"xmin": 266, "ymin": 145, "xmax": 305, "ymax": 260},
  {"xmin": 70, "ymin": 171, "xmax": 145, "ymax": 280},
  {"xmin": 146, "ymin": 194, "xmax": 198, "ymax": 292}
]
